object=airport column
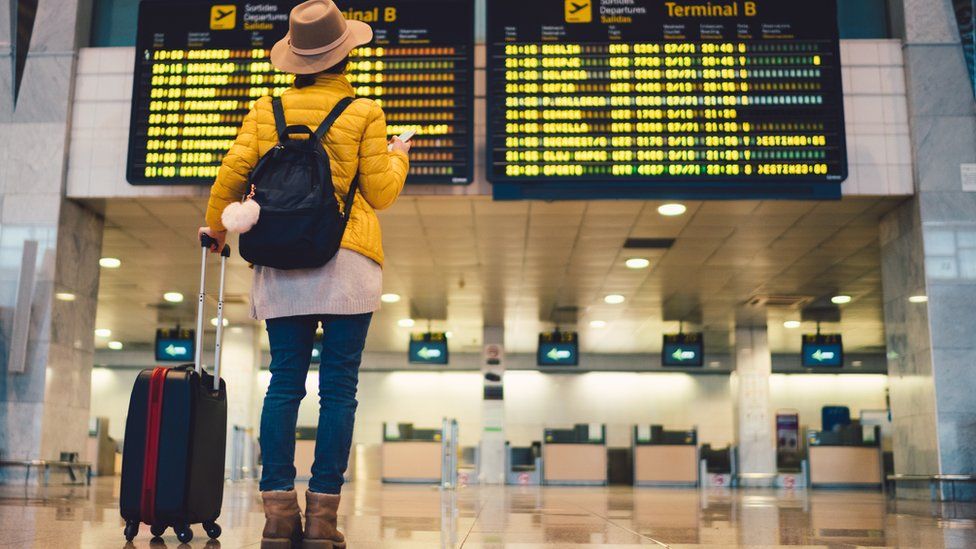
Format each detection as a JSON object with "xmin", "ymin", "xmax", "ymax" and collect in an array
[
  {"xmin": 0, "ymin": 0, "xmax": 105, "ymax": 481},
  {"xmin": 479, "ymin": 326, "xmax": 506, "ymax": 484},
  {"xmin": 732, "ymin": 325, "xmax": 776, "ymax": 487},
  {"xmin": 220, "ymin": 325, "xmax": 262, "ymax": 476},
  {"xmin": 879, "ymin": 0, "xmax": 976, "ymax": 500}
]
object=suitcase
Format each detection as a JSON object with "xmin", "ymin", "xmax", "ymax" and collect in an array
[{"xmin": 120, "ymin": 235, "xmax": 230, "ymax": 544}]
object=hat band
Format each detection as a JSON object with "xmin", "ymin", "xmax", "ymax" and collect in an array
[{"xmin": 289, "ymin": 27, "xmax": 351, "ymax": 56}]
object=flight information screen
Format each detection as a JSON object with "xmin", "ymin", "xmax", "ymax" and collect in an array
[
  {"xmin": 487, "ymin": 0, "xmax": 847, "ymax": 199},
  {"xmin": 127, "ymin": 0, "xmax": 474, "ymax": 185}
]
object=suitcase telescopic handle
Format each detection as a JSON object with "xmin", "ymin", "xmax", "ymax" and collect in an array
[{"xmin": 198, "ymin": 234, "xmax": 231, "ymax": 392}]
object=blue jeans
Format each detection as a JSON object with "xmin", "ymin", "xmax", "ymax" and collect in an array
[{"xmin": 259, "ymin": 313, "xmax": 372, "ymax": 494}]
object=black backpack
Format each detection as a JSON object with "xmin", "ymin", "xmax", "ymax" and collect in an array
[{"xmin": 239, "ymin": 96, "xmax": 359, "ymax": 270}]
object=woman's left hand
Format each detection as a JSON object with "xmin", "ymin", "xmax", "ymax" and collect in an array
[{"xmin": 198, "ymin": 227, "xmax": 227, "ymax": 253}]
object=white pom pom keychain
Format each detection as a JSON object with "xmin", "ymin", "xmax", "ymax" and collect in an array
[{"xmin": 222, "ymin": 184, "xmax": 261, "ymax": 233}]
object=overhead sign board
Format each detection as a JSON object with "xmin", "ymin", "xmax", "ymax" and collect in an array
[
  {"xmin": 155, "ymin": 328, "xmax": 195, "ymax": 362},
  {"xmin": 537, "ymin": 331, "xmax": 579, "ymax": 366},
  {"xmin": 661, "ymin": 332, "xmax": 704, "ymax": 367},
  {"xmin": 128, "ymin": 0, "xmax": 475, "ymax": 185},
  {"xmin": 487, "ymin": 0, "xmax": 847, "ymax": 200},
  {"xmin": 801, "ymin": 333, "xmax": 843, "ymax": 367},
  {"xmin": 409, "ymin": 332, "xmax": 449, "ymax": 365}
]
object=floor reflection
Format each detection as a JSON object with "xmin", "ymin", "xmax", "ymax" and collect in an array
[{"xmin": 0, "ymin": 478, "xmax": 974, "ymax": 547}]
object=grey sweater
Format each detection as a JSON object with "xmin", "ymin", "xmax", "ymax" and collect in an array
[{"xmin": 249, "ymin": 249, "xmax": 382, "ymax": 320}]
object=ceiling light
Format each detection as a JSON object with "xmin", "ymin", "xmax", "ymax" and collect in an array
[
  {"xmin": 55, "ymin": 292, "xmax": 76, "ymax": 302},
  {"xmin": 99, "ymin": 257, "xmax": 121, "ymax": 268},
  {"xmin": 230, "ymin": 326, "xmax": 243, "ymax": 334},
  {"xmin": 108, "ymin": 341, "xmax": 123, "ymax": 350},
  {"xmin": 604, "ymin": 294, "xmax": 625, "ymax": 304},
  {"xmin": 625, "ymin": 258, "xmax": 650, "ymax": 269},
  {"xmin": 909, "ymin": 295, "xmax": 928, "ymax": 303},
  {"xmin": 210, "ymin": 317, "xmax": 229, "ymax": 327},
  {"xmin": 831, "ymin": 295, "xmax": 852, "ymax": 304},
  {"xmin": 658, "ymin": 203, "xmax": 687, "ymax": 217},
  {"xmin": 398, "ymin": 318, "xmax": 415, "ymax": 328},
  {"xmin": 445, "ymin": 331, "xmax": 453, "ymax": 338},
  {"xmin": 590, "ymin": 320, "xmax": 607, "ymax": 328},
  {"xmin": 94, "ymin": 328, "xmax": 112, "ymax": 338},
  {"xmin": 381, "ymin": 293, "xmax": 401, "ymax": 303},
  {"xmin": 163, "ymin": 292, "xmax": 184, "ymax": 303},
  {"xmin": 783, "ymin": 320, "xmax": 801, "ymax": 329}
]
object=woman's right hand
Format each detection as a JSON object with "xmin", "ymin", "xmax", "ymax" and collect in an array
[
  {"xmin": 389, "ymin": 136, "xmax": 412, "ymax": 155},
  {"xmin": 198, "ymin": 226, "xmax": 227, "ymax": 254}
]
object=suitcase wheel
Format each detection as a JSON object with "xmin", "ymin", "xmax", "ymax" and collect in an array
[
  {"xmin": 204, "ymin": 521, "xmax": 222, "ymax": 540},
  {"xmin": 175, "ymin": 524, "xmax": 193, "ymax": 544},
  {"xmin": 150, "ymin": 524, "xmax": 166, "ymax": 538},
  {"xmin": 123, "ymin": 520, "xmax": 139, "ymax": 542}
]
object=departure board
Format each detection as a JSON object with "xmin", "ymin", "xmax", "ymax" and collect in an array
[
  {"xmin": 127, "ymin": 0, "xmax": 474, "ymax": 185},
  {"xmin": 487, "ymin": 0, "xmax": 847, "ymax": 200}
]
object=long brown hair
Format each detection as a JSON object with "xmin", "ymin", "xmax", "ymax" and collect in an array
[{"xmin": 294, "ymin": 57, "xmax": 350, "ymax": 88}]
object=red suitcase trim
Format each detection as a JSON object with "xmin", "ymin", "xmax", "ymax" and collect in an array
[{"xmin": 140, "ymin": 367, "xmax": 168, "ymax": 524}]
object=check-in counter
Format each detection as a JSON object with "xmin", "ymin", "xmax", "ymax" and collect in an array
[
  {"xmin": 542, "ymin": 424, "xmax": 607, "ymax": 486},
  {"xmin": 807, "ymin": 426, "xmax": 883, "ymax": 489},
  {"xmin": 633, "ymin": 425, "xmax": 699, "ymax": 487},
  {"xmin": 381, "ymin": 423, "xmax": 442, "ymax": 484}
]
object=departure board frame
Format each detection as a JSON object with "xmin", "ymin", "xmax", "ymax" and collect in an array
[
  {"xmin": 127, "ymin": 0, "xmax": 475, "ymax": 186},
  {"xmin": 486, "ymin": 0, "xmax": 848, "ymax": 200}
]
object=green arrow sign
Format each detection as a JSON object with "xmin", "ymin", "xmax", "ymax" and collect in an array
[
  {"xmin": 671, "ymin": 348, "xmax": 697, "ymax": 361},
  {"xmin": 165, "ymin": 343, "xmax": 188, "ymax": 357},
  {"xmin": 811, "ymin": 349, "xmax": 836, "ymax": 362},
  {"xmin": 546, "ymin": 347, "xmax": 572, "ymax": 361},
  {"xmin": 416, "ymin": 346, "xmax": 443, "ymax": 360}
]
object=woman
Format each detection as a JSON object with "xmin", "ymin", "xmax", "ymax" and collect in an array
[{"xmin": 199, "ymin": 1, "xmax": 409, "ymax": 547}]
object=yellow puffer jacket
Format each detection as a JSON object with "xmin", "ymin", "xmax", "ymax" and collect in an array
[{"xmin": 205, "ymin": 74, "xmax": 409, "ymax": 266}]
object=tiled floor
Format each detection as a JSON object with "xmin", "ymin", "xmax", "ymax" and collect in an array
[{"xmin": 1, "ymin": 478, "xmax": 975, "ymax": 548}]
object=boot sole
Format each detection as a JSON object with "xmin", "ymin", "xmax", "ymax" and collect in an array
[
  {"xmin": 302, "ymin": 540, "xmax": 346, "ymax": 549},
  {"xmin": 262, "ymin": 538, "xmax": 301, "ymax": 549}
]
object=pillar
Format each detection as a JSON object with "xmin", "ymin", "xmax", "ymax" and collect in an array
[
  {"xmin": 0, "ymin": 0, "xmax": 105, "ymax": 482},
  {"xmin": 479, "ymin": 326, "xmax": 505, "ymax": 484},
  {"xmin": 879, "ymin": 0, "xmax": 976, "ymax": 500},
  {"xmin": 733, "ymin": 325, "xmax": 776, "ymax": 486},
  {"xmin": 220, "ymin": 325, "xmax": 262, "ymax": 477}
]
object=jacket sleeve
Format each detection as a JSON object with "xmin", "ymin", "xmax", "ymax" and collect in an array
[
  {"xmin": 357, "ymin": 103, "xmax": 409, "ymax": 211},
  {"xmin": 205, "ymin": 105, "xmax": 261, "ymax": 231}
]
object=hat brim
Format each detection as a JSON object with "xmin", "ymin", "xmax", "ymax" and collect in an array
[{"xmin": 270, "ymin": 20, "xmax": 373, "ymax": 75}]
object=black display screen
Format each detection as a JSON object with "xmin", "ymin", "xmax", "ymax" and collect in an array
[
  {"xmin": 155, "ymin": 328, "xmax": 195, "ymax": 362},
  {"xmin": 128, "ymin": 0, "xmax": 475, "ymax": 185},
  {"xmin": 408, "ymin": 332, "xmax": 449, "ymax": 364},
  {"xmin": 537, "ymin": 331, "xmax": 580, "ymax": 366},
  {"xmin": 801, "ymin": 333, "xmax": 843, "ymax": 367},
  {"xmin": 486, "ymin": 0, "xmax": 847, "ymax": 200},
  {"xmin": 661, "ymin": 332, "xmax": 704, "ymax": 367}
]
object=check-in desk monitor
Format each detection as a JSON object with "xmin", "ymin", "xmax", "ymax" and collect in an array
[
  {"xmin": 542, "ymin": 424, "xmax": 607, "ymax": 486},
  {"xmin": 633, "ymin": 425, "xmax": 699, "ymax": 487},
  {"xmin": 381, "ymin": 422, "xmax": 443, "ymax": 483}
]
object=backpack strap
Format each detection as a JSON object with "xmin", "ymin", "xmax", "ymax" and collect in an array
[
  {"xmin": 313, "ymin": 96, "xmax": 356, "ymax": 142},
  {"xmin": 271, "ymin": 97, "xmax": 287, "ymax": 142},
  {"xmin": 312, "ymin": 96, "xmax": 360, "ymax": 221}
]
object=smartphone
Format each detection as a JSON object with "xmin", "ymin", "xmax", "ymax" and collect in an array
[{"xmin": 388, "ymin": 129, "xmax": 417, "ymax": 151}]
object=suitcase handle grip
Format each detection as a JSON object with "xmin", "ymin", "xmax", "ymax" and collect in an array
[
  {"xmin": 200, "ymin": 233, "xmax": 232, "ymax": 258},
  {"xmin": 197, "ymin": 234, "xmax": 228, "ymax": 392}
]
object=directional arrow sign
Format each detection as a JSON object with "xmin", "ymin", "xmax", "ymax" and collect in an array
[
  {"xmin": 546, "ymin": 348, "xmax": 572, "ymax": 361},
  {"xmin": 165, "ymin": 344, "xmax": 188, "ymax": 357},
  {"xmin": 811, "ymin": 349, "xmax": 835, "ymax": 362},
  {"xmin": 671, "ymin": 348, "xmax": 697, "ymax": 361},
  {"xmin": 417, "ymin": 346, "xmax": 443, "ymax": 360}
]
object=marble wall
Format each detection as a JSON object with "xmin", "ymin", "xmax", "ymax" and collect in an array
[
  {"xmin": 732, "ymin": 326, "xmax": 777, "ymax": 486},
  {"xmin": 0, "ymin": 0, "xmax": 105, "ymax": 482},
  {"xmin": 880, "ymin": 0, "xmax": 976, "ymax": 500}
]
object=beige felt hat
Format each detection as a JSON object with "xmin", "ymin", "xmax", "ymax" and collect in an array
[{"xmin": 270, "ymin": 0, "xmax": 373, "ymax": 74}]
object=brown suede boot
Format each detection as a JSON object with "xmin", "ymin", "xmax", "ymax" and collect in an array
[
  {"xmin": 261, "ymin": 490, "xmax": 303, "ymax": 549},
  {"xmin": 303, "ymin": 491, "xmax": 346, "ymax": 548}
]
